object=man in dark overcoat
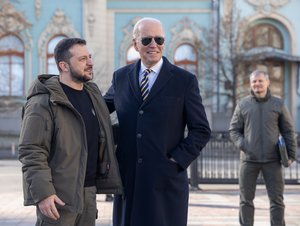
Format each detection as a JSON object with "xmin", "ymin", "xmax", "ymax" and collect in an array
[{"xmin": 104, "ymin": 17, "xmax": 211, "ymax": 226}]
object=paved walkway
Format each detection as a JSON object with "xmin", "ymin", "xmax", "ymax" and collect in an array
[{"xmin": 0, "ymin": 160, "xmax": 299, "ymax": 226}]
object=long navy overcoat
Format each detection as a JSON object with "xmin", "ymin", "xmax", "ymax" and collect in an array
[{"xmin": 104, "ymin": 57, "xmax": 211, "ymax": 226}]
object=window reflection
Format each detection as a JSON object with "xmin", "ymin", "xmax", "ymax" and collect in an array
[
  {"xmin": 244, "ymin": 24, "xmax": 283, "ymax": 50},
  {"xmin": 174, "ymin": 44, "xmax": 198, "ymax": 75},
  {"xmin": 0, "ymin": 35, "xmax": 24, "ymax": 96},
  {"xmin": 126, "ymin": 45, "xmax": 140, "ymax": 65}
]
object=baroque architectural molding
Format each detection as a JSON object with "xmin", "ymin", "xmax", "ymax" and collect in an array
[
  {"xmin": 168, "ymin": 17, "xmax": 206, "ymax": 91},
  {"xmin": 37, "ymin": 9, "xmax": 80, "ymax": 74},
  {"xmin": 168, "ymin": 17, "xmax": 203, "ymax": 58},
  {"xmin": 242, "ymin": 12, "xmax": 296, "ymax": 54},
  {"xmin": 87, "ymin": 14, "xmax": 96, "ymax": 37},
  {"xmin": 0, "ymin": 2, "xmax": 31, "ymax": 35},
  {"xmin": 247, "ymin": 0, "xmax": 289, "ymax": 14},
  {"xmin": 35, "ymin": 0, "xmax": 42, "ymax": 19},
  {"xmin": 119, "ymin": 17, "xmax": 141, "ymax": 66},
  {"xmin": 38, "ymin": 9, "xmax": 80, "ymax": 57},
  {"xmin": 0, "ymin": 1, "xmax": 32, "ymax": 49}
]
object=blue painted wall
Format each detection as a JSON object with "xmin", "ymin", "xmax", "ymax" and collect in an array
[
  {"xmin": 3, "ymin": 0, "xmax": 300, "ymax": 130},
  {"xmin": 114, "ymin": 12, "xmax": 212, "ymax": 68},
  {"xmin": 11, "ymin": 0, "xmax": 83, "ymax": 78}
]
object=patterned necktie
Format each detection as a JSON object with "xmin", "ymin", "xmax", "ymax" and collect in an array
[{"xmin": 140, "ymin": 68, "xmax": 152, "ymax": 100}]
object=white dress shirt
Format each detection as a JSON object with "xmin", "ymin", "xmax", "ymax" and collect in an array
[{"xmin": 139, "ymin": 58, "xmax": 163, "ymax": 91}]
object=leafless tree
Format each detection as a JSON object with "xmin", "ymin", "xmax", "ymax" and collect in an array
[{"xmin": 204, "ymin": 0, "xmax": 247, "ymax": 113}]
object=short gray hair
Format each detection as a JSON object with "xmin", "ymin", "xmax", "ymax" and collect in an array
[
  {"xmin": 249, "ymin": 70, "xmax": 269, "ymax": 80},
  {"xmin": 132, "ymin": 17, "xmax": 163, "ymax": 39}
]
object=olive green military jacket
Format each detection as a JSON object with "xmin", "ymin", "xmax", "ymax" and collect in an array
[{"xmin": 19, "ymin": 75, "xmax": 122, "ymax": 213}]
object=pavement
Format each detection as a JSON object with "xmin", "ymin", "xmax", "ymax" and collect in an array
[{"xmin": 0, "ymin": 159, "xmax": 299, "ymax": 226}]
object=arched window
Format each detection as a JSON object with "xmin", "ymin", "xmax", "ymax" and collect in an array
[
  {"xmin": 0, "ymin": 35, "xmax": 24, "ymax": 96},
  {"xmin": 244, "ymin": 24, "xmax": 283, "ymax": 50},
  {"xmin": 47, "ymin": 35, "xmax": 67, "ymax": 74},
  {"xmin": 174, "ymin": 44, "xmax": 198, "ymax": 75},
  {"xmin": 241, "ymin": 23, "xmax": 285, "ymax": 98},
  {"xmin": 126, "ymin": 45, "xmax": 140, "ymax": 65}
]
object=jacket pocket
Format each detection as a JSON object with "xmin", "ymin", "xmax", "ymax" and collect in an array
[{"xmin": 240, "ymin": 140, "xmax": 259, "ymax": 160}]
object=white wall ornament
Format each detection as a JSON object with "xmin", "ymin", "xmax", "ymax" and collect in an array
[
  {"xmin": 0, "ymin": 1, "xmax": 32, "ymax": 49},
  {"xmin": 168, "ymin": 17, "xmax": 206, "ymax": 94},
  {"xmin": 247, "ymin": 0, "xmax": 289, "ymax": 14},
  {"xmin": 87, "ymin": 14, "xmax": 96, "ymax": 37},
  {"xmin": 0, "ymin": 2, "xmax": 31, "ymax": 34},
  {"xmin": 168, "ymin": 17, "xmax": 203, "ymax": 59},
  {"xmin": 38, "ymin": 9, "xmax": 80, "ymax": 57},
  {"xmin": 38, "ymin": 9, "xmax": 80, "ymax": 73},
  {"xmin": 35, "ymin": 0, "xmax": 42, "ymax": 19},
  {"xmin": 119, "ymin": 16, "xmax": 141, "ymax": 66}
]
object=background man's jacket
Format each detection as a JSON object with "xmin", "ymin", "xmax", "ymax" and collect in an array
[{"xmin": 229, "ymin": 90, "xmax": 297, "ymax": 162}]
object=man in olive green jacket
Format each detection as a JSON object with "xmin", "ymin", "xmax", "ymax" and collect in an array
[
  {"xmin": 19, "ymin": 38, "xmax": 122, "ymax": 226},
  {"xmin": 229, "ymin": 70, "xmax": 297, "ymax": 226}
]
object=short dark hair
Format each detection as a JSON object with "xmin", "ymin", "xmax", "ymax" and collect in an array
[{"xmin": 54, "ymin": 38, "xmax": 86, "ymax": 72}]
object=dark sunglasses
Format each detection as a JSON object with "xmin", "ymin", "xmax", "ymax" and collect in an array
[{"xmin": 141, "ymin": 37, "xmax": 165, "ymax": 46}]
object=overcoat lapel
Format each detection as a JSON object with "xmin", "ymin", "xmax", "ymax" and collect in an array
[
  {"xmin": 127, "ymin": 57, "xmax": 173, "ymax": 105},
  {"xmin": 143, "ymin": 57, "xmax": 173, "ymax": 104},
  {"xmin": 128, "ymin": 62, "xmax": 143, "ymax": 102}
]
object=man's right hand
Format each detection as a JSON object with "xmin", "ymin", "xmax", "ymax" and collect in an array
[
  {"xmin": 288, "ymin": 159, "xmax": 294, "ymax": 167},
  {"xmin": 38, "ymin": 194, "xmax": 65, "ymax": 220}
]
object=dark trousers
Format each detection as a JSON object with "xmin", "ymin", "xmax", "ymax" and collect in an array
[
  {"xmin": 239, "ymin": 161, "xmax": 285, "ymax": 226},
  {"xmin": 36, "ymin": 186, "xmax": 97, "ymax": 226}
]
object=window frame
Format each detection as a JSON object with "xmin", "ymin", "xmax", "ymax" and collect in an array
[
  {"xmin": 173, "ymin": 43, "xmax": 198, "ymax": 75},
  {"xmin": 46, "ymin": 35, "xmax": 67, "ymax": 74},
  {"xmin": 0, "ymin": 34, "xmax": 25, "ymax": 96}
]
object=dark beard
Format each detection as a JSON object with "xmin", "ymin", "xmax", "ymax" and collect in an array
[{"xmin": 70, "ymin": 67, "xmax": 92, "ymax": 83}]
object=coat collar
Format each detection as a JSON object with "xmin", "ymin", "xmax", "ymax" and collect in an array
[
  {"xmin": 251, "ymin": 88, "xmax": 271, "ymax": 102},
  {"xmin": 128, "ymin": 56, "xmax": 174, "ymax": 104}
]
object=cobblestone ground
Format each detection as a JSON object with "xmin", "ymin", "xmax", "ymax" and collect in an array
[{"xmin": 0, "ymin": 160, "xmax": 299, "ymax": 226}]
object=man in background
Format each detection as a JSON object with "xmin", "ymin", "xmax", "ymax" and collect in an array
[{"xmin": 229, "ymin": 70, "xmax": 297, "ymax": 226}]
